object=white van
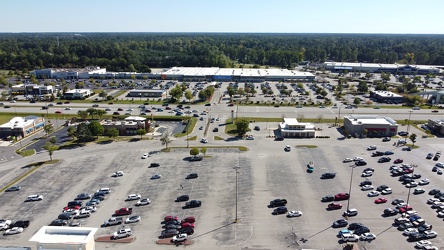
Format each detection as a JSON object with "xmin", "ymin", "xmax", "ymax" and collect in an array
[
  {"xmin": 341, "ymin": 233, "xmax": 359, "ymax": 242},
  {"xmin": 96, "ymin": 188, "xmax": 111, "ymax": 194}
]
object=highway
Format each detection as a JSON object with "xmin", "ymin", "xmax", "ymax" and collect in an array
[{"xmin": 3, "ymin": 101, "xmax": 443, "ymax": 122}]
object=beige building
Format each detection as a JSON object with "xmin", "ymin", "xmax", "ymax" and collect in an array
[
  {"xmin": 29, "ymin": 226, "xmax": 98, "ymax": 250},
  {"xmin": 0, "ymin": 116, "xmax": 45, "ymax": 140},
  {"xmin": 344, "ymin": 115, "xmax": 398, "ymax": 137},
  {"xmin": 101, "ymin": 116, "xmax": 150, "ymax": 136},
  {"xmin": 278, "ymin": 118, "xmax": 316, "ymax": 138}
]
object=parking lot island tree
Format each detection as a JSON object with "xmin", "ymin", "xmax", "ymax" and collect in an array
[
  {"xmin": 160, "ymin": 131, "xmax": 172, "ymax": 149},
  {"xmin": 42, "ymin": 141, "xmax": 59, "ymax": 161},
  {"xmin": 190, "ymin": 147, "xmax": 199, "ymax": 156},
  {"xmin": 409, "ymin": 133, "xmax": 417, "ymax": 147},
  {"xmin": 200, "ymin": 147, "xmax": 207, "ymax": 157},
  {"xmin": 236, "ymin": 119, "xmax": 250, "ymax": 137},
  {"xmin": 77, "ymin": 110, "xmax": 88, "ymax": 121},
  {"xmin": 43, "ymin": 124, "xmax": 54, "ymax": 137}
]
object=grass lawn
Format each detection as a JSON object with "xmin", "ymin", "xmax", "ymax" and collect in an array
[{"xmin": 17, "ymin": 149, "xmax": 35, "ymax": 157}]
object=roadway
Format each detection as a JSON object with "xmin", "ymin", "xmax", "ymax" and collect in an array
[{"xmin": 2, "ymin": 102, "xmax": 443, "ymax": 122}]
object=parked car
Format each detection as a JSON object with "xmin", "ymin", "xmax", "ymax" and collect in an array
[
  {"xmin": 5, "ymin": 186, "xmax": 21, "ymax": 192},
  {"xmin": 287, "ymin": 210, "xmax": 303, "ymax": 217},
  {"xmin": 25, "ymin": 195, "xmax": 43, "ymax": 202},
  {"xmin": 125, "ymin": 215, "xmax": 141, "ymax": 224},
  {"xmin": 321, "ymin": 195, "xmax": 334, "ymax": 202},
  {"xmin": 333, "ymin": 219, "xmax": 348, "ymax": 228},
  {"xmin": 3, "ymin": 227, "xmax": 24, "ymax": 235},
  {"xmin": 335, "ymin": 193, "xmax": 350, "ymax": 201},
  {"xmin": 135, "ymin": 198, "xmax": 150, "ymax": 206},
  {"xmin": 342, "ymin": 208, "xmax": 358, "ymax": 217},
  {"xmin": 186, "ymin": 173, "xmax": 198, "ymax": 179},
  {"xmin": 175, "ymin": 195, "xmax": 190, "ymax": 202},
  {"xmin": 321, "ymin": 172, "xmax": 336, "ymax": 179},
  {"xmin": 328, "ymin": 202, "xmax": 342, "ymax": 210}
]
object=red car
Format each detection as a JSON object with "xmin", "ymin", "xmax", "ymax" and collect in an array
[
  {"xmin": 164, "ymin": 215, "xmax": 179, "ymax": 222},
  {"xmin": 181, "ymin": 216, "xmax": 195, "ymax": 224},
  {"xmin": 375, "ymin": 198, "xmax": 388, "ymax": 204},
  {"xmin": 63, "ymin": 205, "xmax": 80, "ymax": 210},
  {"xmin": 404, "ymin": 168, "xmax": 413, "ymax": 174},
  {"xmin": 55, "ymin": 111, "xmax": 62, "ymax": 114},
  {"xmin": 334, "ymin": 193, "xmax": 350, "ymax": 201},
  {"xmin": 399, "ymin": 206, "xmax": 413, "ymax": 213},
  {"xmin": 394, "ymin": 159, "xmax": 404, "ymax": 164},
  {"xmin": 328, "ymin": 202, "xmax": 342, "ymax": 210},
  {"xmin": 181, "ymin": 222, "xmax": 195, "ymax": 228}
]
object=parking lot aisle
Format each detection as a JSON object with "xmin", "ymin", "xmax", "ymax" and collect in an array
[{"xmin": 245, "ymin": 150, "xmax": 284, "ymax": 248}]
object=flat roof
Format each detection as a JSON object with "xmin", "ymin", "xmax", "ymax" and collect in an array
[
  {"xmin": 0, "ymin": 116, "xmax": 42, "ymax": 129},
  {"xmin": 163, "ymin": 67, "xmax": 315, "ymax": 78},
  {"xmin": 65, "ymin": 89, "xmax": 91, "ymax": 94},
  {"xmin": 372, "ymin": 90, "xmax": 403, "ymax": 98},
  {"xmin": 346, "ymin": 115, "xmax": 397, "ymax": 125},
  {"xmin": 324, "ymin": 61, "xmax": 442, "ymax": 71},
  {"xmin": 124, "ymin": 116, "xmax": 146, "ymax": 121},
  {"xmin": 29, "ymin": 226, "xmax": 98, "ymax": 244}
]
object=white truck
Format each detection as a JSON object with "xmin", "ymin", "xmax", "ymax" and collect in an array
[
  {"xmin": 103, "ymin": 217, "xmax": 123, "ymax": 226},
  {"xmin": 112, "ymin": 228, "xmax": 132, "ymax": 239}
]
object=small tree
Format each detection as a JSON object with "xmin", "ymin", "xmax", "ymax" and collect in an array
[
  {"xmin": 137, "ymin": 128, "xmax": 146, "ymax": 139},
  {"xmin": 105, "ymin": 128, "xmax": 119, "ymax": 140},
  {"xmin": 44, "ymin": 124, "xmax": 54, "ymax": 136},
  {"xmin": 235, "ymin": 119, "xmax": 250, "ymax": 137},
  {"xmin": 99, "ymin": 90, "xmax": 107, "ymax": 100},
  {"xmin": 200, "ymin": 147, "xmax": 207, "ymax": 157},
  {"xmin": 86, "ymin": 108, "xmax": 98, "ymax": 119},
  {"xmin": 190, "ymin": 147, "xmax": 199, "ymax": 156},
  {"xmin": 67, "ymin": 126, "xmax": 76, "ymax": 138},
  {"xmin": 49, "ymin": 136, "xmax": 57, "ymax": 144},
  {"xmin": 409, "ymin": 133, "xmax": 417, "ymax": 147},
  {"xmin": 96, "ymin": 109, "xmax": 107, "ymax": 120},
  {"xmin": 77, "ymin": 110, "xmax": 88, "ymax": 120},
  {"xmin": 75, "ymin": 123, "xmax": 93, "ymax": 142},
  {"xmin": 88, "ymin": 120, "xmax": 104, "ymax": 139},
  {"xmin": 160, "ymin": 131, "xmax": 172, "ymax": 149},
  {"xmin": 42, "ymin": 141, "xmax": 58, "ymax": 161},
  {"xmin": 184, "ymin": 90, "xmax": 193, "ymax": 103}
]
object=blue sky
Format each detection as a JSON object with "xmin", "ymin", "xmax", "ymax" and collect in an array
[{"xmin": 1, "ymin": 0, "xmax": 443, "ymax": 33}]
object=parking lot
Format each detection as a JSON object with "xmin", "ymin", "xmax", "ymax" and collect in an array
[{"xmin": 0, "ymin": 129, "xmax": 444, "ymax": 249}]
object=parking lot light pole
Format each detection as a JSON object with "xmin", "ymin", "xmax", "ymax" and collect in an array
[
  {"xmin": 406, "ymin": 111, "xmax": 413, "ymax": 135},
  {"xmin": 406, "ymin": 164, "xmax": 418, "ymax": 205},
  {"xmin": 345, "ymin": 164, "xmax": 356, "ymax": 220},
  {"xmin": 233, "ymin": 166, "xmax": 240, "ymax": 223}
]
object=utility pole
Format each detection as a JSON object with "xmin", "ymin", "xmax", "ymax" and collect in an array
[{"xmin": 345, "ymin": 164, "xmax": 356, "ymax": 220}]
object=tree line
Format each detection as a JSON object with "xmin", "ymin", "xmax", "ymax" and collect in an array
[{"xmin": 1, "ymin": 33, "xmax": 444, "ymax": 73}]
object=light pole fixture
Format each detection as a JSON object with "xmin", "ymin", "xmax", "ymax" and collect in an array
[
  {"xmin": 345, "ymin": 164, "xmax": 356, "ymax": 220},
  {"xmin": 406, "ymin": 111, "xmax": 413, "ymax": 135},
  {"xmin": 233, "ymin": 166, "xmax": 240, "ymax": 223}
]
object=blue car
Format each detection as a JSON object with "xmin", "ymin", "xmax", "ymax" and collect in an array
[{"xmin": 384, "ymin": 151, "xmax": 394, "ymax": 155}]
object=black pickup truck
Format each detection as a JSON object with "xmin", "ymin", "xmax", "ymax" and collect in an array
[
  {"xmin": 10, "ymin": 220, "xmax": 30, "ymax": 228},
  {"xmin": 269, "ymin": 199, "xmax": 287, "ymax": 207}
]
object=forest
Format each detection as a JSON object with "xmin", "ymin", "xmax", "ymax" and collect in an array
[{"xmin": 0, "ymin": 33, "xmax": 444, "ymax": 72}]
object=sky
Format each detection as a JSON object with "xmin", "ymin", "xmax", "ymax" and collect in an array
[{"xmin": 1, "ymin": 0, "xmax": 444, "ymax": 34}]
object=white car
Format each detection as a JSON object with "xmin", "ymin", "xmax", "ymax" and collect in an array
[
  {"xmin": 423, "ymin": 230, "xmax": 438, "ymax": 238},
  {"xmin": 3, "ymin": 227, "xmax": 23, "ymax": 235},
  {"xmin": 367, "ymin": 191, "xmax": 380, "ymax": 197},
  {"xmin": 246, "ymin": 135, "xmax": 254, "ymax": 140},
  {"xmin": 437, "ymin": 211, "xmax": 444, "ymax": 217},
  {"xmin": 111, "ymin": 171, "xmax": 124, "ymax": 177},
  {"xmin": 141, "ymin": 153, "xmax": 149, "ymax": 159},
  {"xmin": 287, "ymin": 210, "xmax": 302, "ymax": 217},
  {"xmin": 0, "ymin": 220, "xmax": 12, "ymax": 230},
  {"xmin": 81, "ymin": 206, "xmax": 97, "ymax": 213},
  {"xmin": 361, "ymin": 185, "xmax": 374, "ymax": 191},
  {"xmin": 359, "ymin": 232, "xmax": 376, "ymax": 241},
  {"xmin": 403, "ymin": 228, "xmax": 418, "ymax": 236},
  {"xmin": 284, "ymin": 145, "xmax": 291, "ymax": 152},
  {"xmin": 343, "ymin": 158, "xmax": 353, "ymax": 163},
  {"xmin": 26, "ymin": 194, "xmax": 43, "ymax": 201},
  {"xmin": 125, "ymin": 215, "xmax": 141, "ymax": 224},
  {"xmin": 427, "ymin": 198, "xmax": 439, "ymax": 204},
  {"xmin": 415, "ymin": 240, "xmax": 432, "ymax": 248},
  {"xmin": 419, "ymin": 178, "xmax": 430, "ymax": 185},
  {"xmin": 172, "ymin": 233, "xmax": 188, "ymax": 242},
  {"xmin": 136, "ymin": 198, "xmax": 151, "ymax": 206},
  {"xmin": 381, "ymin": 188, "xmax": 392, "ymax": 195},
  {"xmin": 353, "ymin": 156, "xmax": 363, "ymax": 161},
  {"xmin": 126, "ymin": 194, "xmax": 141, "ymax": 201},
  {"xmin": 200, "ymin": 138, "xmax": 208, "ymax": 143},
  {"xmin": 406, "ymin": 182, "xmax": 418, "ymax": 188},
  {"xmin": 361, "ymin": 171, "xmax": 372, "ymax": 177},
  {"xmin": 64, "ymin": 107, "xmax": 71, "ymax": 110},
  {"xmin": 113, "ymin": 228, "xmax": 132, "ymax": 239},
  {"xmin": 367, "ymin": 145, "xmax": 377, "ymax": 150},
  {"xmin": 151, "ymin": 174, "xmax": 161, "ymax": 179}
]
